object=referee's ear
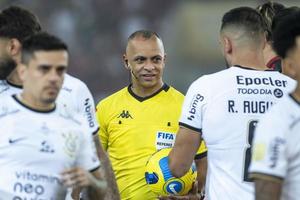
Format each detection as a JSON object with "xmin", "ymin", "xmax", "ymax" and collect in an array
[{"xmin": 122, "ymin": 54, "xmax": 130, "ymax": 70}]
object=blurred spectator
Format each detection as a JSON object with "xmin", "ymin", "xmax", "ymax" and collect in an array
[{"xmin": 1, "ymin": 0, "xmax": 299, "ymax": 101}]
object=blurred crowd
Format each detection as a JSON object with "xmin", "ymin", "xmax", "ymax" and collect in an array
[
  {"xmin": 0, "ymin": 0, "xmax": 175, "ymax": 101},
  {"xmin": 1, "ymin": 0, "xmax": 298, "ymax": 101}
]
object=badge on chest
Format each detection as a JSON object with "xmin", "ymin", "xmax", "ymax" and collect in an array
[{"xmin": 156, "ymin": 131, "xmax": 176, "ymax": 150}]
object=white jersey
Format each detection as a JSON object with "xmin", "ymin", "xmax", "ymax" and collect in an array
[
  {"xmin": 179, "ymin": 66, "xmax": 296, "ymax": 200},
  {"xmin": 249, "ymin": 94, "xmax": 300, "ymax": 200},
  {"xmin": 0, "ymin": 74, "xmax": 98, "ymax": 135},
  {"xmin": 0, "ymin": 95, "xmax": 100, "ymax": 200}
]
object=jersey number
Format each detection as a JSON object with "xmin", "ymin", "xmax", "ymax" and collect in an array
[{"xmin": 243, "ymin": 120, "xmax": 258, "ymax": 182}]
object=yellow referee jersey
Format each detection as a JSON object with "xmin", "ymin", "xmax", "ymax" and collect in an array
[{"xmin": 96, "ymin": 84, "xmax": 207, "ymax": 200}]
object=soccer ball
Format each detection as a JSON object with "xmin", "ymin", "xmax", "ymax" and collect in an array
[{"xmin": 145, "ymin": 148, "xmax": 197, "ymax": 196}]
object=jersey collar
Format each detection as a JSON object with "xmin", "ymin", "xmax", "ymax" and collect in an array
[
  {"xmin": 233, "ymin": 65, "xmax": 275, "ymax": 72},
  {"xmin": 12, "ymin": 94, "xmax": 56, "ymax": 113},
  {"xmin": 127, "ymin": 83, "xmax": 170, "ymax": 102},
  {"xmin": 266, "ymin": 56, "xmax": 282, "ymax": 72},
  {"xmin": 6, "ymin": 79, "xmax": 23, "ymax": 89}
]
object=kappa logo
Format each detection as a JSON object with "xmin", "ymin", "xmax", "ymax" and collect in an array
[{"xmin": 117, "ymin": 110, "xmax": 133, "ymax": 119}]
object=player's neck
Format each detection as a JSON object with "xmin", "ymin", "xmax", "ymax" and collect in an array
[
  {"xmin": 263, "ymin": 43, "xmax": 278, "ymax": 66},
  {"xmin": 6, "ymin": 68, "xmax": 22, "ymax": 87},
  {"xmin": 232, "ymin": 50, "xmax": 267, "ymax": 70},
  {"xmin": 131, "ymin": 81, "xmax": 164, "ymax": 97},
  {"xmin": 19, "ymin": 93, "xmax": 55, "ymax": 111}
]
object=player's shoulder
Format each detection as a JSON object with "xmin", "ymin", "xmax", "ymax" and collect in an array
[
  {"xmin": 0, "ymin": 79, "xmax": 7, "ymax": 87},
  {"xmin": 274, "ymin": 94, "xmax": 300, "ymax": 119},
  {"xmin": 0, "ymin": 94, "xmax": 16, "ymax": 107},
  {"xmin": 0, "ymin": 80, "xmax": 12, "ymax": 95},
  {"xmin": 268, "ymin": 69, "xmax": 294, "ymax": 80},
  {"xmin": 259, "ymin": 94, "xmax": 296, "ymax": 131},
  {"xmin": 277, "ymin": 72, "xmax": 297, "ymax": 87},
  {"xmin": 187, "ymin": 70, "xmax": 223, "ymax": 93},
  {"xmin": 191, "ymin": 68, "xmax": 231, "ymax": 85},
  {"xmin": 56, "ymin": 104, "xmax": 86, "ymax": 126},
  {"xmin": 0, "ymin": 95, "xmax": 21, "ymax": 119},
  {"xmin": 62, "ymin": 73, "xmax": 88, "ymax": 92}
]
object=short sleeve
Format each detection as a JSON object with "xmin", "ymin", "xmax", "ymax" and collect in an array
[
  {"xmin": 96, "ymin": 101, "xmax": 109, "ymax": 151},
  {"xmin": 179, "ymin": 77, "xmax": 209, "ymax": 133},
  {"xmin": 75, "ymin": 82, "xmax": 99, "ymax": 136},
  {"xmin": 249, "ymin": 113, "xmax": 287, "ymax": 181}
]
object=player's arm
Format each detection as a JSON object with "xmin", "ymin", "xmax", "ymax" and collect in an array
[
  {"xmin": 86, "ymin": 168, "xmax": 108, "ymax": 200},
  {"xmin": 195, "ymin": 156, "xmax": 207, "ymax": 194},
  {"xmin": 93, "ymin": 134, "xmax": 120, "ymax": 200},
  {"xmin": 254, "ymin": 177, "xmax": 282, "ymax": 200},
  {"xmin": 62, "ymin": 167, "xmax": 107, "ymax": 200},
  {"xmin": 64, "ymin": 139, "xmax": 110, "ymax": 200},
  {"xmin": 169, "ymin": 126, "xmax": 202, "ymax": 178},
  {"xmin": 194, "ymin": 140, "xmax": 207, "ymax": 193},
  {"xmin": 249, "ymin": 112, "xmax": 286, "ymax": 200}
]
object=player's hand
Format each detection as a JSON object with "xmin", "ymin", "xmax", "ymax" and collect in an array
[
  {"xmin": 158, "ymin": 181, "xmax": 203, "ymax": 200},
  {"xmin": 61, "ymin": 167, "xmax": 97, "ymax": 188}
]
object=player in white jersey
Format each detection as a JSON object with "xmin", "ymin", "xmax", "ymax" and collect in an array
[
  {"xmin": 0, "ymin": 94, "xmax": 100, "ymax": 199},
  {"xmin": 0, "ymin": 73, "xmax": 99, "ymax": 135},
  {"xmin": 0, "ymin": 32, "xmax": 107, "ymax": 199},
  {"xmin": 162, "ymin": 7, "xmax": 296, "ymax": 200},
  {"xmin": 249, "ymin": 10, "xmax": 300, "ymax": 200},
  {"xmin": 0, "ymin": 6, "xmax": 119, "ymax": 199},
  {"xmin": 0, "ymin": 6, "xmax": 98, "ymax": 136}
]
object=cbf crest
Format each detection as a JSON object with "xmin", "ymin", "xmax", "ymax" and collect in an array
[{"xmin": 62, "ymin": 132, "xmax": 78, "ymax": 158}]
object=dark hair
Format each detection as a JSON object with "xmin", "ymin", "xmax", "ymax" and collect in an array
[
  {"xmin": 0, "ymin": 6, "xmax": 41, "ymax": 43},
  {"xmin": 22, "ymin": 32, "xmax": 68, "ymax": 64},
  {"xmin": 272, "ymin": 7, "xmax": 300, "ymax": 35},
  {"xmin": 221, "ymin": 7, "xmax": 265, "ymax": 43},
  {"xmin": 128, "ymin": 30, "xmax": 161, "ymax": 41},
  {"xmin": 257, "ymin": 2, "xmax": 285, "ymax": 41},
  {"xmin": 273, "ymin": 10, "xmax": 300, "ymax": 58}
]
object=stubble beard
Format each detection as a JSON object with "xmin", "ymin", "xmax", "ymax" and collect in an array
[{"xmin": 0, "ymin": 57, "xmax": 17, "ymax": 79}]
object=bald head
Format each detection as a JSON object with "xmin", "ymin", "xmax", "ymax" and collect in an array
[
  {"xmin": 126, "ymin": 30, "xmax": 164, "ymax": 54},
  {"xmin": 220, "ymin": 7, "xmax": 266, "ymax": 48}
]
